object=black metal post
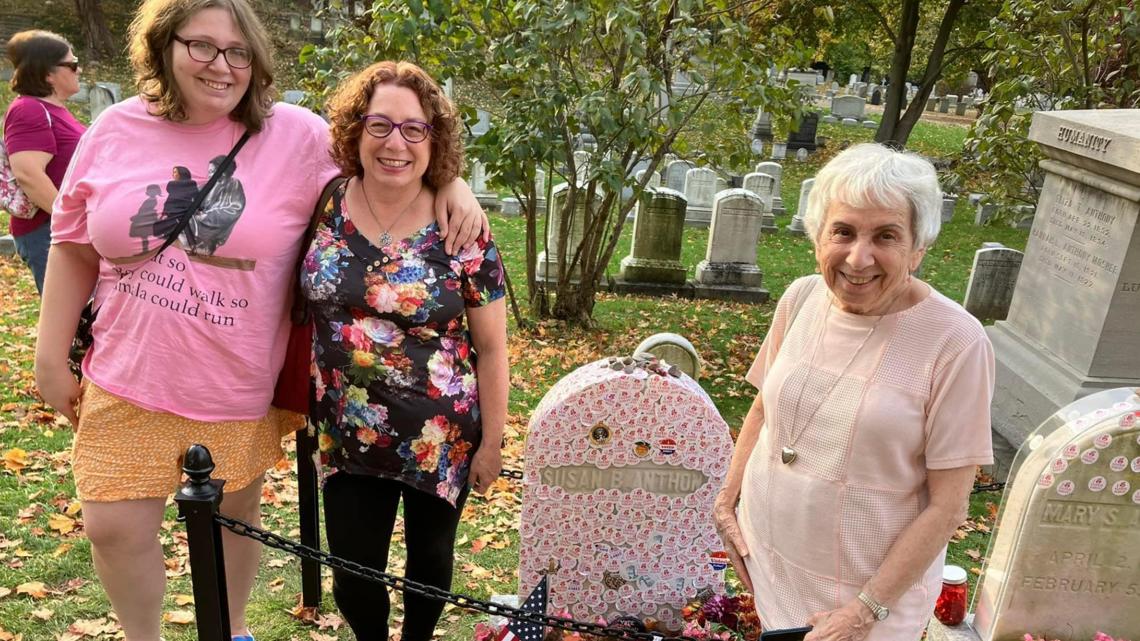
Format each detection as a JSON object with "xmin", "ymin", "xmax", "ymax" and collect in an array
[
  {"xmin": 296, "ymin": 425, "xmax": 322, "ymax": 607},
  {"xmin": 175, "ymin": 444, "xmax": 230, "ymax": 641}
]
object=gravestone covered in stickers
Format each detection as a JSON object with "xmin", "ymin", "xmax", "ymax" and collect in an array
[
  {"xmin": 519, "ymin": 356, "xmax": 733, "ymax": 629},
  {"xmin": 970, "ymin": 387, "xmax": 1140, "ymax": 641}
]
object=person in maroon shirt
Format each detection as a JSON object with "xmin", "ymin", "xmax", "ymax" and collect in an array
[{"xmin": 3, "ymin": 30, "xmax": 87, "ymax": 294}]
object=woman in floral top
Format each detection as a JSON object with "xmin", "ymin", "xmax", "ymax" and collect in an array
[{"xmin": 301, "ymin": 61, "xmax": 507, "ymax": 641}]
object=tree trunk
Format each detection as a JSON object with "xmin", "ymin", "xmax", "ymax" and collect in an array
[
  {"xmin": 875, "ymin": 0, "xmax": 967, "ymax": 148},
  {"xmin": 74, "ymin": 0, "xmax": 116, "ymax": 61},
  {"xmin": 875, "ymin": 0, "xmax": 920, "ymax": 147}
]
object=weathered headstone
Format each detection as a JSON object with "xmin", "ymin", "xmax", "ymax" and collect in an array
[
  {"xmin": 635, "ymin": 169, "xmax": 661, "ymax": 189},
  {"xmin": 751, "ymin": 110, "xmax": 773, "ymax": 141},
  {"xmin": 574, "ymin": 151, "xmax": 593, "ymax": 186},
  {"xmin": 795, "ymin": 148, "xmax": 808, "ymax": 162},
  {"xmin": 821, "ymin": 114, "xmax": 838, "ymax": 124},
  {"xmin": 841, "ymin": 117, "xmax": 858, "ymax": 127},
  {"xmin": 693, "ymin": 189, "xmax": 769, "ymax": 303},
  {"xmin": 770, "ymin": 142, "xmax": 787, "ymax": 161},
  {"xmin": 861, "ymin": 120, "xmax": 878, "ymax": 129},
  {"xmin": 468, "ymin": 160, "xmax": 500, "ymax": 210},
  {"xmin": 963, "ymin": 244, "xmax": 1024, "ymax": 321},
  {"xmin": 742, "ymin": 172, "xmax": 778, "ymax": 234},
  {"xmin": 0, "ymin": 235, "xmax": 15, "ymax": 258},
  {"xmin": 617, "ymin": 187, "xmax": 688, "ymax": 289},
  {"xmin": 939, "ymin": 96, "xmax": 951, "ymax": 113},
  {"xmin": 831, "ymin": 95, "xmax": 866, "ymax": 120},
  {"xmin": 786, "ymin": 178, "xmax": 814, "ymax": 236},
  {"xmin": 989, "ymin": 109, "xmax": 1140, "ymax": 447},
  {"xmin": 682, "ymin": 167, "xmax": 717, "ymax": 227},
  {"xmin": 956, "ymin": 98, "xmax": 970, "ymax": 117},
  {"xmin": 500, "ymin": 197, "xmax": 520, "ymax": 217},
  {"xmin": 786, "ymin": 112, "xmax": 820, "ymax": 152},
  {"xmin": 534, "ymin": 168, "xmax": 548, "ymax": 214},
  {"xmin": 972, "ymin": 388, "xmax": 1140, "ymax": 641},
  {"xmin": 470, "ymin": 108, "xmax": 491, "ymax": 137},
  {"xmin": 664, "ymin": 159, "xmax": 696, "ymax": 193},
  {"xmin": 537, "ymin": 183, "xmax": 596, "ymax": 282},
  {"xmin": 520, "ymin": 357, "xmax": 732, "ymax": 628},
  {"xmin": 927, "ymin": 96, "xmax": 938, "ymax": 111},
  {"xmin": 975, "ymin": 202, "xmax": 997, "ymax": 225},
  {"xmin": 941, "ymin": 195, "xmax": 957, "ymax": 223},
  {"xmin": 633, "ymin": 333, "xmax": 701, "ymax": 380},
  {"xmin": 89, "ymin": 82, "xmax": 120, "ymax": 121},
  {"xmin": 754, "ymin": 162, "xmax": 785, "ymax": 216},
  {"xmin": 282, "ymin": 89, "xmax": 307, "ymax": 105},
  {"xmin": 870, "ymin": 88, "xmax": 882, "ymax": 105}
]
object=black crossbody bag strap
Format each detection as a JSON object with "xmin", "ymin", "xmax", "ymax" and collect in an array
[
  {"xmin": 291, "ymin": 175, "xmax": 347, "ymax": 325},
  {"xmin": 153, "ymin": 130, "xmax": 253, "ymax": 257}
]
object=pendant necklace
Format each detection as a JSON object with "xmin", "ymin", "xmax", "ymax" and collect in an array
[
  {"xmin": 359, "ymin": 177, "xmax": 423, "ymax": 246},
  {"xmin": 780, "ymin": 299, "xmax": 883, "ymax": 465}
]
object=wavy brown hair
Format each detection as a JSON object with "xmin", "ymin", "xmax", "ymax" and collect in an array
[
  {"xmin": 327, "ymin": 61, "xmax": 463, "ymax": 189},
  {"xmin": 128, "ymin": 0, "xmax": 275, "ymax": 131}
]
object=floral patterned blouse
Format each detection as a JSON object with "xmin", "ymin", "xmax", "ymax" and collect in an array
[{"xmin": 301, "ymin": 183, "xmax": 505, "ymax": 505}]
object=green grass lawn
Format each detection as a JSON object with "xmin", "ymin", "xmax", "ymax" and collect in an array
[{"xmin": 0, "ymin": 114, "xmax": 1020, "ymax": 640}]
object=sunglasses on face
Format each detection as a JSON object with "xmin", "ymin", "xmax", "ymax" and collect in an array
[{"xmin": 57, "ymin": 61, "xmax": 81, "ymax": 72}]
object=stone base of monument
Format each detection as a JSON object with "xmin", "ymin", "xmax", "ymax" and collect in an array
[
  {"xmin": 618, "ymin": 256, "xmax": 687, "ymax": 285},
  {"xmin": 925, "ymin": 615, "xmax": 981, "ymax": 641},
  {"xmin": 684, "ymin": 206, "xmax": 712, "ymax": 227},
  {"xmin": 694, "ymin": 260, "xmax": 763, "ymax": 288},
  {"xmin": 691, "ymin": 282, "xmax": 769, "ymax": 303},
  {"xmin": 785, "ymin": 218, "xmax": 807, "ymax": 236},
  {"xmin": 476, "ymin": 193, "xmax": 501, "ymax": 211},
  {"xmin": 0, "ymin": 235, "xmax": 15, "ymax": 258},
  {"xmin": 609, "ymin": 277, "xmax": 695, "ymax": 298},
  {"xmin": 988, "ymin": 322, "xmax": 1139, "ymax": 448}
]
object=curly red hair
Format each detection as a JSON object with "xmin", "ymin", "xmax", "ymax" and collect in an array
[{"xmin": 327, "ymin": 61, "xmax": 462, "ymax": 189}]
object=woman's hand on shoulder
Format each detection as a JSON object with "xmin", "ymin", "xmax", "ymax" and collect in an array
[
  {"xmin": 36, "ymin": 363, "xmax": 81, "ymax": 428},
  {"xmin": 469, "ymin": 442, "xmax": 503, "ymax": 496},
  {"xmin": 435, "ymin": 177, "xmax": 490, "ymax": 255},
  {"xmin": 804, "ymin": 600, "xmax": 876, "ymax": 641}
]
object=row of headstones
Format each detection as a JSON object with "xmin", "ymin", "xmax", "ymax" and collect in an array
[{"xmin": 925, "ymin": 94, "xmax": 980, "ymax": 116}]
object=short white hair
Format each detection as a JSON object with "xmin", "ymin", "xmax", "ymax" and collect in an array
[{"xmin": 803, "ymin": 143, "xmax": 942, "ymax": 249}]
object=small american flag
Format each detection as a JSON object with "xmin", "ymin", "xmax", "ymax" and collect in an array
[{"xmin": 497, "ymin": 575, "xmax": 549, "ymax": 641}]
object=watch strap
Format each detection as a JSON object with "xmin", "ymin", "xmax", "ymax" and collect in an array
[{"xmin": 857, "ymin": 591, "xmax": 889, "ymax": 620}]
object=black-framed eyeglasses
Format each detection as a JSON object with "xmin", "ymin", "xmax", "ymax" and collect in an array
[
  {"xmin": 57, "ymin": 61, "xmax": 81, "ymax": 72},
  {"xmin": 358, "ymin": 114, "xmax": 433, "ymax": 143},
  {"xmin": 172, "ymin": 35, "xmax": 253, "ymax": 69}
]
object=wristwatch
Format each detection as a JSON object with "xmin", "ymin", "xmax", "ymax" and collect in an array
[{"xmin": 857, "ymin": 591, "xmax": 890, "ymax": 621}]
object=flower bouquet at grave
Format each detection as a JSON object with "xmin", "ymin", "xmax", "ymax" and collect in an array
[{"xmin": 678, "ymin": 590, "xmax": 763, "ymax": 641}]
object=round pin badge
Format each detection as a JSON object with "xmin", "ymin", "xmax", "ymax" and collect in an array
[{"xmin": 708, "ymin": 551, "xmax": 729, "ymax": 571}]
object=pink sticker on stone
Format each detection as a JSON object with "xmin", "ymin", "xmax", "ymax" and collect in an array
[
  {"xmin": 1088, "ymin": 476, "xmax": 1107, "ymax": 492},
  {"xmin": 1038, "ymin": 473, "xmax": 1055, "ymax": 488},
  {"xmin": 1132, "ymin": 457, "xmax": 1140, "ymax": 474},
  {"xmin": 1133, "ymin": 490, "xmax": 1140, "ymax": 505},
  {"xmin": 1094, "ymin": 433, "xmax": 1113, "ymax": 449},
  {"xmin": 1057, "ymin": 480, "xmax": 1076, "ymax": 496},
  {"xmin": 1062, "ymin": 444, "xmax": 1081, "ymax": 459},
  {"xmin": 1112, "ymin": 480, "xmax": 1130, "ymax": 496},
  {"xmin": 1081, "ymin": 448, "xmax": 1100, "ymax": 464},
  {"xmin": 1051, "ymin": 458, "xmax": 1068, "ymax": 474},
  {"xmin": 1110, "ymin": 456, "xmax": 1128, "ymax": 472}
]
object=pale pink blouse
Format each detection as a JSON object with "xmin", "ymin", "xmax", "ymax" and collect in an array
[{"xmin": 740, "ymin": 275, "xmax": 994, "ymax": 640}]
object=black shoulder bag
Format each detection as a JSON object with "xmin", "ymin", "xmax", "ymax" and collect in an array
[{"xmin": 69, "ymin": 131, "xmax": 253, "ymax": 377}]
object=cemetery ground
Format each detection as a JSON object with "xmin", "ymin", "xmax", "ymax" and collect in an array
[{"xmin": 0, "ymin": 117, "xmax": 1029, "ymax": 640}]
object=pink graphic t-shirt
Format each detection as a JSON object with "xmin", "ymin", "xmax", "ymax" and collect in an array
[{"xmin": 53, "ymin": 97, "xmax": 340, "ymax": 420}]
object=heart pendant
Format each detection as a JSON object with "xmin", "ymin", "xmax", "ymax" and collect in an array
[{"xmin": 781, "ymin": 447, "xmax": 797, "ymax": 465}]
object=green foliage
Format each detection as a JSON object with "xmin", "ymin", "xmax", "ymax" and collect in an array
[
  {"xmin": 960, "ymin": 0, "xmax": 1139, "ymax": 222},
  {"xmin": 301, "ymin": 0, "xmax": 810, "ymax": 325}
]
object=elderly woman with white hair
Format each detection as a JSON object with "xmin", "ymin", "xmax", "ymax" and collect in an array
[{"xmin": 714, "ymin": 143, "xmax": 994, "ymax": 641}]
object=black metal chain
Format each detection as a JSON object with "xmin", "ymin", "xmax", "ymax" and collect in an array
[
  {"xmin": 215, "ymin": 515, "xmax": 697, "ymax": 641},
  {"xmin": 971, "ymin": 482, "xmax": 1005, "ymax": 494}
]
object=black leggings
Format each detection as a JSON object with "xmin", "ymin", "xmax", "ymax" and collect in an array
[{"xmin": 323, "ymin": 472, "xmax": 469, "ymax": 641}]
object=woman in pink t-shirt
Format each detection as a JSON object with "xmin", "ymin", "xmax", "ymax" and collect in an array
[
  {"xmin": 32, "ymin": 0, "xmax": 487, "ymax": 640},
  {"xmin": 3, "ymin": 30, "xmax": 87, "ymax": 293},
  {"xmin": 714, "ymin": 144, "xmax": 994, "ymax": 641}
]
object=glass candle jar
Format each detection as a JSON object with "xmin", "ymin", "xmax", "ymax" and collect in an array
[{"xmin": 934, "ymin": 565, "xmax": 968, "ymax": 626}]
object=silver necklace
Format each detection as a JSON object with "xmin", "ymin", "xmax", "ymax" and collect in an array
[
  {"xmin": 781, "ymin": 300, "xmax": 883, "ymax": 465},
  {"xmin": 358, "ymin": 177, "xmax": 423, "ymax": 246}
]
